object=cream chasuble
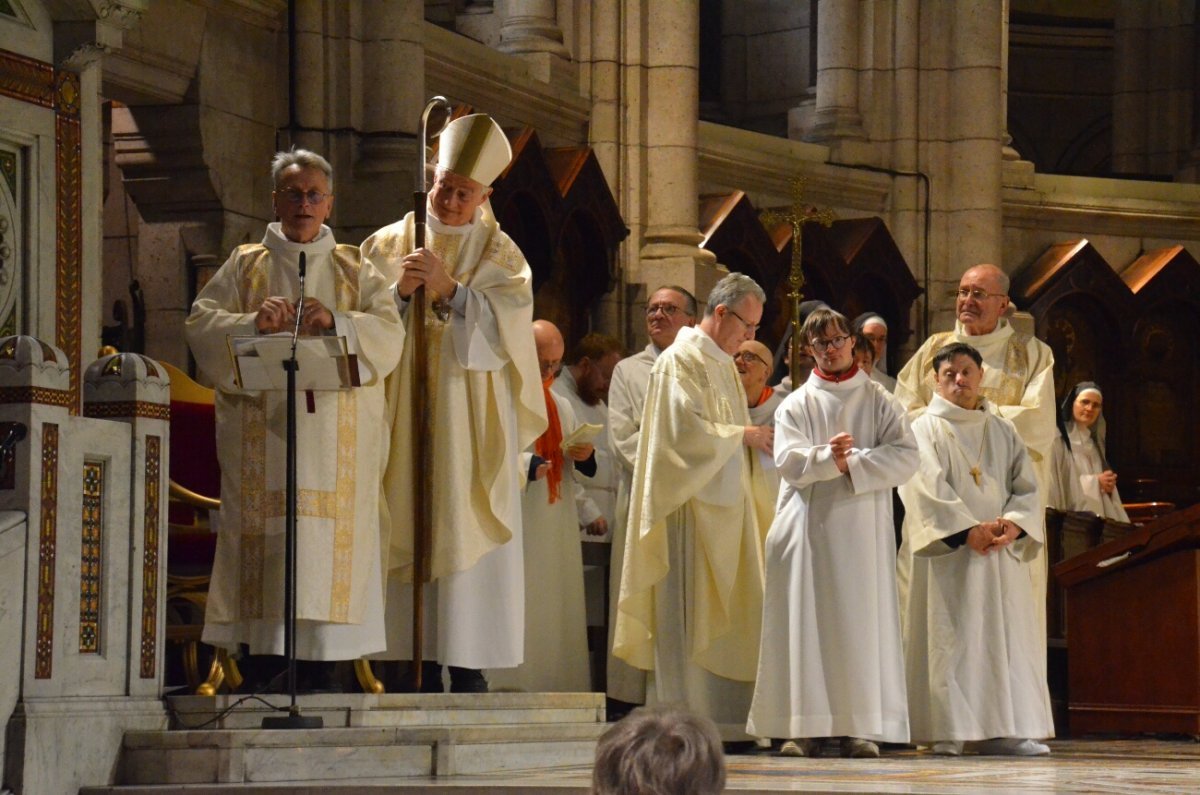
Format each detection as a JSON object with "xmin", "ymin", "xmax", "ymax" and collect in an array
[
  {"xmin": 185, "ymin": 223, "xmax": 403, "ymax": 659},
  {"xmin": 615, "ymin": 327, "xmax": 764, "ymax": 737},
  {"xmin": 602, "ymin": 344, "xmax": 658, "ymax": 704},
  {"xmin": 362, "ymin": 207, "xmax": 545, "ymax": 669},
  {"xmin": 899, "ymin": 396, "xmax": 1054, "ymax": 743},
  {"xmin": 894, "ymin": 319, "xmax": 1056, "ymax": 641},
  {"xmin": 746, "ymin": 371, "xmax": 918, "ymax": 742},
  {"xmin": 489, "ymin": 391, "xmax": 591, "ymax": 692},
  {"xmin": 747, "ymin": 387, "xmax": 784, "ymax": 551}
]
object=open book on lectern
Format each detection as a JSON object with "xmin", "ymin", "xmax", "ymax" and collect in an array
[{"xmin": 227, "ymin": 333, "xmax": 360, "ymax": 391}]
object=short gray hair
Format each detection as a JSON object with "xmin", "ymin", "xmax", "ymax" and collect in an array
[
  {"xmin": 271, "ymin": 148, "xmax": 334, "ymax": 192},
  {"xmin": 704, "ymin": 272, "xmax": 766, "ymax": 317},
  {"xmin": 591, "ymin": 706, "xmax": 725, "ymax": 795}
]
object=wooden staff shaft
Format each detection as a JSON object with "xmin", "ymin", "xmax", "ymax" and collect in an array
[{"xmin": 411, "ymin": 193, "xmax": 431, "ymax": 691}]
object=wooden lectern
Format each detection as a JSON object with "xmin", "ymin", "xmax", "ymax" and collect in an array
[{"xmin": 1053, "ymin": 502, "xmax": 1200, "ymax": 735}]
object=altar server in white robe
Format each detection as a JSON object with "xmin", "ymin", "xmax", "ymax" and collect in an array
[
  {"xmin": 895, "ymin": 264, "xmax": 1055, "ymax": 643},
  {"xmin": 899, "ymin": 342, "xmax": 1054, "ymax": 756},
  {"xmin": 747, "ymin": 307, "xmax": 918, "ymax": 758},
  {"xmin": 186, "ymin": 148, "xmax": 403, "ymax": 670},
  {"xmin": 553, "ymin": 332, "xmax": 624, "ymax": 539},
  {"xmin": 605, "ymin": 286, "xmax": 696, "ymax": 710},
  {"xmin": 362, "ymin": 114, "xmax": 546, "ymax": 692},
  {"xmin": 616, "ymin": 273, "xmax": 770, "ymax": 740},
  {"xmin": 490, "ymin": 320, "xmax": 593, "ymax": 692},
  {"xmin": 736, "ymin": 339, "xmax": 782, "ymax": 546},
  {"xmin": 1049, "ymin": 382, "xmax": 1130, "ymax": 522}
]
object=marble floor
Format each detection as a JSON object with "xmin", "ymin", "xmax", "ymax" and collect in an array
[{"xmin": 375, "ymin": 737, "xmax": 1200, "ymax": 794}]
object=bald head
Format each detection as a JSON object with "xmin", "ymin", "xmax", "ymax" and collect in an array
[
  {"xmin": 957, "ymin": 263, "xmax": 1011, "ymax": 335},
  {"xmin": 533, "ymin": 320, "xmax": 565, "ymax": 381},
  {"xmin": 735, "ymin": 339, "xmax": 773, "ymax": 403}
]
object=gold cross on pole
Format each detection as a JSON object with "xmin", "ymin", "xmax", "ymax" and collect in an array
[{"xmin": 760, "ymin": 178, "xmax": 835, "ymax": 385}]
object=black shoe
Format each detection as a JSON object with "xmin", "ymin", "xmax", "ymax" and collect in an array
[
  {"xmin": 605, "ymin": 698, "xmax": 641, "ymax": 722},
  {"xmin": 448, "ymin": 666, "xmax": 488, "ymax": 693},
  {"xmin": 235, "ymin": 654, "xmax": 287, "ymax": 694},
  {"xmin": 387, "ymin": 660, "xmax": 444, "ymax": 693},
  {"xmin": 298, "ymin": 660, "xmax": 342, "ymax": 694}
]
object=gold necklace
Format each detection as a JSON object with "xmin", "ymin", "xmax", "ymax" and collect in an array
[{"xmin": 947, "ymin": 414, "xmax": 989, "ymax": 487}]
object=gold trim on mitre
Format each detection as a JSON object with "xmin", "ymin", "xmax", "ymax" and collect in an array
[{"xmin": 437, "ymin": 114, "xmax": 511, "ymax": 186}]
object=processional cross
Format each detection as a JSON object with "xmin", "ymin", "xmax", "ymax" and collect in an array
[{"xmin": 760, "ymin": 178, "xmax": 835, "ymax": 385}]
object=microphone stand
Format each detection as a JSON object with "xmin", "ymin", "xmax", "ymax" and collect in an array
[{"xmin": 263, "ymin": 250, "xmax": 322, "ymax": 729}]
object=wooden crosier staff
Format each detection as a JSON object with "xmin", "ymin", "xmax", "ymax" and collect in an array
[
  {"xmin": 411, "ymin": 95, "xmax": 450, "ymax": 691},
  {"xmin": 760, "ymin": 178, "xmax": 835, "ymax": 384}
]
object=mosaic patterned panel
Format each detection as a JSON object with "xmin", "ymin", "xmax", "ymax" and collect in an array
[
  {"xmin": 54, "ymin": 71, "xmax": 82, "ymax": 414},
  {"xmin": 83, "ymin": 401, "xmax": 171, "ymax": 422},
  {"xmin": 0, "ymin": 47, "xmax": 54, "ymax": 109},
  {"xmin": 78, "ymin": 460, "xmax": 103, "ymax": 654},
  {"xmin": 0, "ymin": 386, "xmax": 72, "ymax": 407},
  {"xmin": 140, "ymin": 434, "xmax": 161, "ymax": 678},
  {"xmin": 35, "ymin": 423, "xmax": 59, "ymax": 679}
]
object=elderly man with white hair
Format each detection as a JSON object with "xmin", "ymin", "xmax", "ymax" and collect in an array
[
  {"xmin": 615, "ymin": 272, "xmax": 770, "ymax": 740},
  {"xmin": 362, "ymin": 114, "xmax": 546, "ymax": 693}
]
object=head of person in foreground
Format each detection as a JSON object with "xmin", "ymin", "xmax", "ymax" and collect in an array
[{"xmin": 591, "ymin": 705, "xmax": 726, "ymax": 795}]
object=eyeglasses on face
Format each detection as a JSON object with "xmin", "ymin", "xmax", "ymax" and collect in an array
[
  {"xmin": 954, "ymin": 287, "xmax": 1005, "ymax": 301},
  {"xmin": 277, "ymin": 188, "xmax": 330, "ymax": 206},
  {"xmin": 726, "ymin": 307, "xmax": 760, "ymax": 333},
  {"xmin": 645, "ymin": 303, "xmax": 687, "ymax": 317},
  {"xmin": 733, "ymin": 351, "xmax": 766, "ymax": 366},
  {"xmin": 810, "ymin": 334, "xmax": 849, "ymax": 352}
]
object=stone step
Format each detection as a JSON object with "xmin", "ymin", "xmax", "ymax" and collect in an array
[
  {"xmin": 84, "ymin": 785, "xmax": 588, "ymax": 794},
  {"xmin": 115, "ymin": 721, "xmax": 604, "ymax": 786},
  {"xmin": 84, "ymin": 693, "xmax": 608, "ymax": 791},
  {"xmin": 166, "ymin": 691, "xmax": 605, "ymax": 731}
]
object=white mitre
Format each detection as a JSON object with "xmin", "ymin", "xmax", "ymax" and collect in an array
[{"xmin": 437, "ymin": 113, "xmax": 512, "ymax": 186}]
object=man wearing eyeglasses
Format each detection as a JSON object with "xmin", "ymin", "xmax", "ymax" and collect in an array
[
  {"xmin": 604, "ymin": 285, "xmax": 696, "ymax": 714},
  {"xmin": 894, "ymin": 263, "xmax": 1056, "ymax": 667},
  {"xmin": 747, "ymin": 307, "xmax": 918, "ymax": 759},
  {"xmin": 186, "ymin": 148, "xmax": 403, "ymax": 692},
  {"xmin": 361, "ymin": 114, "xmax": 546, "ymax": 693},
  {"xmin": 615, "ymin": 273, "xmax": 769, "ymax": 742}
]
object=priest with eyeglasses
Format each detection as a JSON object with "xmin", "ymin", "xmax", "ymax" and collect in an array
[{"xmin": 894, "ymin": 263, "xmax": 1056, "ymax": 651}]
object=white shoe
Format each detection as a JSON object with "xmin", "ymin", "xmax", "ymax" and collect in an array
[
  {"xmin": 840, "ymin": 737, "xmax": 880, "ymax": 758},
  {"xmin": 931, "ymin": 741, "xmax": 963, "ymax": 756},
  {"xmin": 779, "ymin": 738, "xmax": 819, "ymax": 757},
  {"xmin": 973, "ymin": 738, "xmax": 1050, "ymax": 756}
]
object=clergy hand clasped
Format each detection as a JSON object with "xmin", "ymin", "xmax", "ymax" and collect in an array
[
  {"xmin": 966, "ymin": 518, "xmax": 1022, "ymax": 556},
  {"xmin": 255, "ymin": 296, "xmax": 333, "ymax": 335},
  {"xmin": 829, "ymin": 431, "xmax": 855, "ymax": 474},
  {"xmin": 744, "ymin": 425, "xmax": 774, "ymax": 455},
  {"xmin": 398, "ymin": 247, "xmax": 459, "ymax": 301}
]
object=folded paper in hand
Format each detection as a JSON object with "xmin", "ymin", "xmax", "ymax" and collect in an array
[{"xmin": 560, "ymin": 422, "xmax": 603, "ymax": 451}]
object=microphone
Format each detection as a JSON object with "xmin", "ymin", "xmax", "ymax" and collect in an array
[{"xmin": 291, "ymin": 252, "xmax": 307, "ymax": 355}]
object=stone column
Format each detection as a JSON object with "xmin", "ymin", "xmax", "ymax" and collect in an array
[
  {"xmin": 497, "ymin": 0, "xmax": 570, "ymax": 58},
  {"xmin": 790, "ymin": 0, "xmax": 869, "ymax": 161},
  {"xmin": 496, "ymin": 0, "xmax": 575, "ymax": 86},
  {"xmin": 358, "ymin": 0, "xmax": 424, "ymax": 174},
  {"xmin": 636, "ymin": 0, "xmax": 718, "ymax": 299}
]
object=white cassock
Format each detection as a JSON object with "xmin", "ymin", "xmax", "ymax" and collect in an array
[
  {"xmin": 553, "ymin": 367, "xmax": 617, "ymax": 536},
  {"xmin": 616, "ymin": 327, "xmax": 764, "ymax": 739},
  {"xmin": 747, "ymin": 368, "xmax": 918, "ymax": 742},
  {"xmin": 895, "ymin": 319, "xmax": 1055, "ymax": 642},
  {"xmin": 489, "ymin": 391, "xmax": 591, "ymax": 692},
  {"xmin": 870, "ymin": 368, "xmax": 897, "ymax": 393},
  {"xmin": 899, "ymin": 395, "xmax": 1055, "ymax": 744},
  {"xmin": 362, "ymin": 206, "xmax": 546, "ymax": 669},
  {"xmin": 603, "ymin": 344, "xmax": 658, "ymax": 704},
  {"xmin": 747, "ymin": 387, "xmax": 784, "ymax": 549},
  {"xmin": 186, "ymin": 223, "xmax": 403, "ymax": 659},
  {"xmin": 1048, "ymin": 426, "xmax": 1130, "ymax": 523}
]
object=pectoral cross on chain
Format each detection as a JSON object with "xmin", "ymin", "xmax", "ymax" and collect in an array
[
  {"xmin": 970, "ymin": 466, "xmax": 982, "ymax": 487},
  {"xmin": 760, "ymin": 178, "xmax": 835, "ymax": 386}
]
